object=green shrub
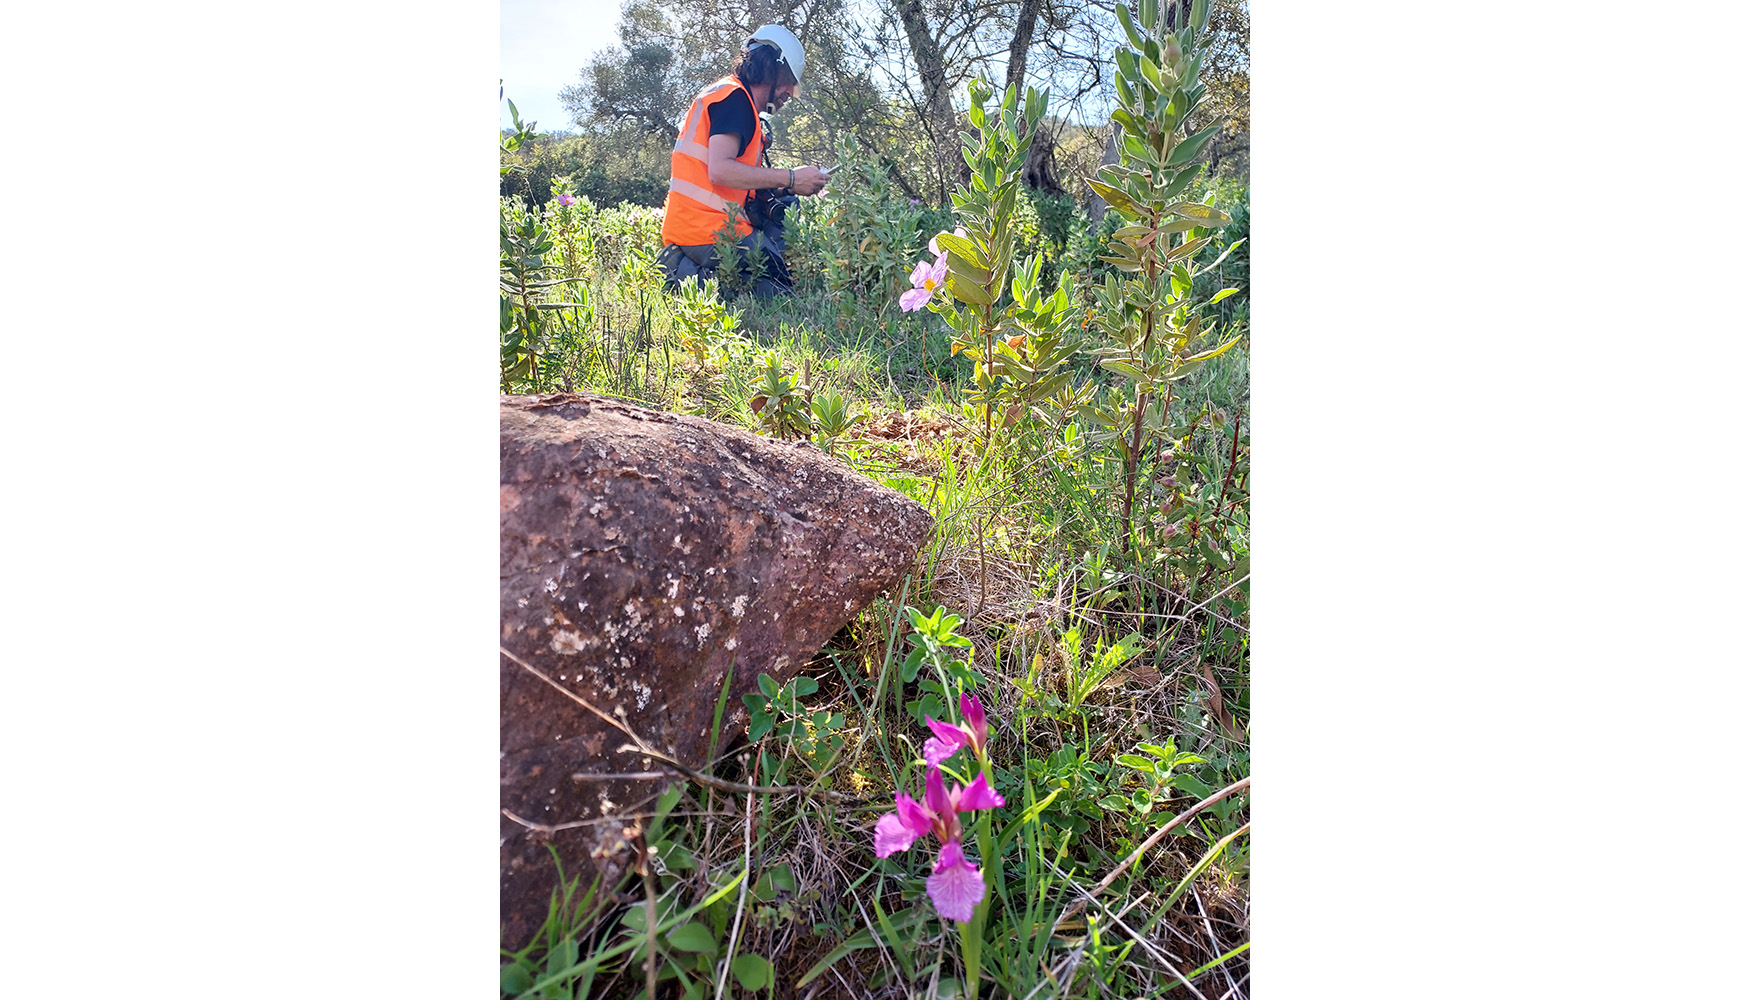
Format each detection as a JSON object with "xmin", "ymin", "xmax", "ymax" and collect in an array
[
  {"xmin": 786, "ymin": 137, "xmax": 930, "ymax": 314},
  {"xmin": 499, "ymin": 123, "xmax": 671, "ymax": 210}
]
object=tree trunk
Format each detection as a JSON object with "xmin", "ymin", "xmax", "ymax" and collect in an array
[
  {"xmin": 896, "ymin": 0, "xmax": 958, "ymax": 203},
  {"xmin": 1003, "ymin": 0, "xmax": 1045, "ymax": 96},
  {"xmin": 1088, "ymin": 128, "xmax": 1121, "ymax": 225},
  {"xmin": 1004, "ymin": 0, "xmax": 1055, "ymax": 193},
  {"xmin": 1021, "ymin": 128, "xmax": 1063, "ymax": 195}
]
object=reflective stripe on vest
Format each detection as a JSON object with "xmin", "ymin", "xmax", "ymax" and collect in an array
[{"xmin": 660, "ymin": 77, "xmax": 766, "ymax": 246}]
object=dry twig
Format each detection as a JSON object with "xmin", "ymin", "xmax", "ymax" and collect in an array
[
  {"xmin": 713, "ymin": 790, "xmax": 756, "ymax": 1000},
  {"xmin": 1093, "ymin": 776, "xmax": 1250, "ymax": 896},
  {"xmin": 1194, "ymin": 884, "xmax": 1241, "ymax": 999}
]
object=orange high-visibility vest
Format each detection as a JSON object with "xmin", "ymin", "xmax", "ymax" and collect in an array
[{"xmin": 660, "ymin": 76, "xmax": 767, "ymax": 246}]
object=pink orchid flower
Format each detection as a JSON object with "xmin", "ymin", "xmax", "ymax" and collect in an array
[
  {"xmin": 922, "ymin": 692, "xmax": 991, "ymax": 766},
  {"xmin": 872, "ymin": 764, "xmax": 1005, "ymax": 923}
]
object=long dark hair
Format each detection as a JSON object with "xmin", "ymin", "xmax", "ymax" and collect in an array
[{"xmin": 731, "ymin": 41, "xmax": 795, "ymax": 90}]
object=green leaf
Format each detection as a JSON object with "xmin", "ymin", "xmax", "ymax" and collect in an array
[
  {"xmin": 1165, "ymin": 204, "xmax": 1230, "ymax": 230},
  {"xmin": 732, "ymin": 954, "xmax": 774, "ymax": 991},
  {"xmin": 666, "ymin": 921, "xmax": 719, "ymax": 954},
  {"xmin": 1191, "ymin": 238, "xmax": 1247, "ymax": 277},
  {"xmin": 757, "ymin": 673, "xmax": 780, "ymax": 699},
  {"xmin": 947, "ymin": 275, "xmax": 994, "ymax": 307},
  {"xmin": 1116, "ymin": 753, "xmax": 1159, "ymax": 771},
  {"xmin": 501, "ymin": 962, "xmax": 534, "ymax": 994},
  {"xmin": 1099, "ymin": 358, "xmax": 1149, "ymax": 380},
  {"xmin": 795, "ymin": 930, "xmax": 874, "ymax": 988},
  {"xmin": 1114, "ymin": 48, "xmax": 1139, "ymax": 89},
  {"xmin": 1165, "ymin": 235, "xmax": 1213, "ymax": 263},
  {"xmin": 944, "ymin": 252, "xmax": 991, "ymax": 285},
  {"xmin": 796, "ymin": 906, "xmax": 931, "ymax": 988},
  {"xmin": 1085, "ymin": 177, "xmax": 1139, "ymax": 217},
  {"xmin": 789, "ymin": 675, "xmax": 819, "ymax": 697},
  {"xmin": 747, "ymin": 709, "xmax": 774, "ymax": 741},
  {"xmin": 1116, "ymin": 2, "xmax": 1146, "ymax": 51},
  {"xmin": 1181, "ymin": 332, "xmax": 1245, "ymax": 365},
  {"xmin": 1209, "ymin": 287, "xmax": 1240, "ymax": 305},
  {"xmin": 1173, "ymin": 773, "xmax": 1215, "ymax": 798},
  {"xmin": 1103, "ymin": 239, "xmax": 1140, "ymax": 262},
  {"xmin": 1138, "ymin": 53, "xmax": 1164, "ymax": 91},
  {"xmin": 1165, "ymin": 121, "xmax": 1225, "ymax": 168},
  {"xmin": 932, "ymin": 232, "xmax": 987, "ymax": 268},
  {"xmin": 660, "ymin": 841, "xmax": 697, "ymax": 870},
  {"xmin": 1111, "ymin": 108, "xmax": 1148, "ymax": 142},
  {"xmin": 754, "ymin": 864, "xmax": 797, "ymax": 901},
  {"xmin": 900, "ymin": 647, "xmax": 927, "ymax": 683}
]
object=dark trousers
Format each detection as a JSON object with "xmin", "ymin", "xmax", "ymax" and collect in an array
[{"xmin": 658, "ymin": 226, "xmax": 793, "ymax": 298}]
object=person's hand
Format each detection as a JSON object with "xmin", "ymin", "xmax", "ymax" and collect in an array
[{"xmin": 790, "ymin": 166, "xmax": 828, "ymax": 196}]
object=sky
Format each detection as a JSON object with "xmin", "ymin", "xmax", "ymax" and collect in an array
[{"xmin": 501, "ymin": 0, "xmax": 626, "ymax": 133}]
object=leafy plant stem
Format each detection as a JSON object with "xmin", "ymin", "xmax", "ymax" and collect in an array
[
  {"xmin": 962, "ymin": 754, "xmax": 998, "ymax": 1000},
  {"xmin": 1192, "ymin": 413, "xmax": 1245, "ymax": 598},
  {"xmin": 982, "ymin": 302, "xmax": 995, "ymax": 446}
]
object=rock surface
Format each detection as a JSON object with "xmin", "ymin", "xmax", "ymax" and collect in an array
[{"xmin": 500, "ymin": 392, "xmax": 932, "ymax": 948}]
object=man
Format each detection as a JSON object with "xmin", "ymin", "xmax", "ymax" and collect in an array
[{"xmin": 657, "ymin": 24, "xmax": 829, "ymax": 296}]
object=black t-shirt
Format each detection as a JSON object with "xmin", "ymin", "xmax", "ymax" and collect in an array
[{"xmin": 707, "ymin": 87, "xmax": 758, "ymax": 159}]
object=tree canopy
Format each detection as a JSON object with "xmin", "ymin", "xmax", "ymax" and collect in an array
[{"xmin": 523, "ymin": 0, "xmax": 1248, "ymax": 207}]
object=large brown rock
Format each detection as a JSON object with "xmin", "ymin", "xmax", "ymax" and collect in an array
[{"xmin": 500, "ymin": 393, "xmax": 932, "ymax": 948}]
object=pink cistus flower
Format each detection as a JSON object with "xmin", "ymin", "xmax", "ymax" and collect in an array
[
  {"xmin": 872, "ymin": 764, "xmax": 1004, "ymax": 922},
  {"xmin": 899, "ymin": 228, "xmax": 971, "ymax": 313},
  {"xmin": 899, "ymin": 253, "xmax": 946, "ymax": 312},
  {"xmin": 922, "ymin": 692, "xmax": 991, "ymax": 767},
  {"xmin": 555, "ymin": 193, "xmax": 575, "ymax": 206}
]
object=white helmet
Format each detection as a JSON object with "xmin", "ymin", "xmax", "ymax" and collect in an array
[{"xmin": 746, "ymin": 24, "xmax": 804, "ymax": 88}]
